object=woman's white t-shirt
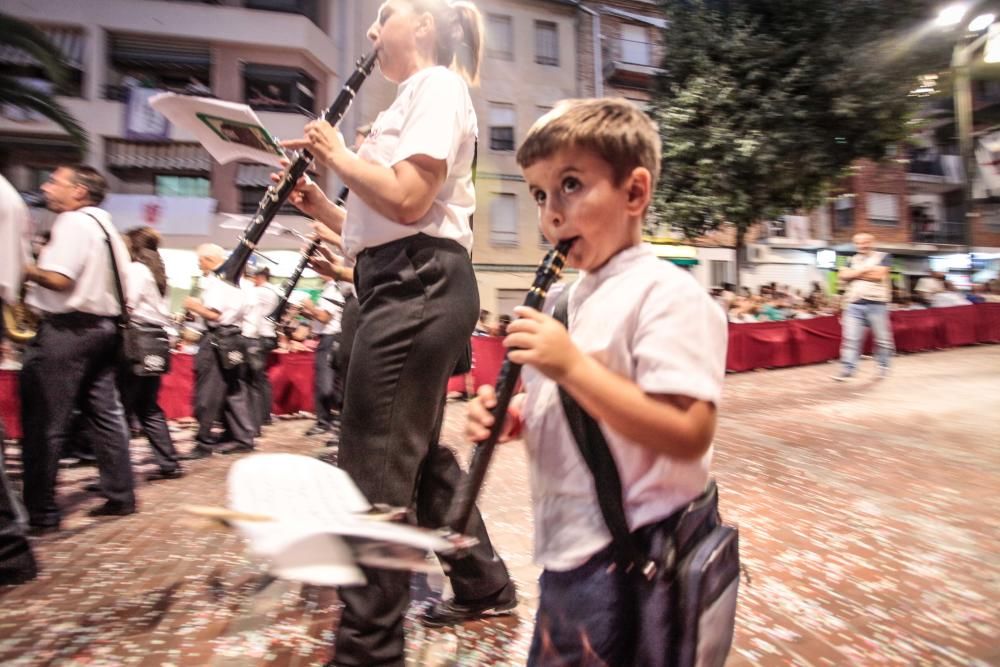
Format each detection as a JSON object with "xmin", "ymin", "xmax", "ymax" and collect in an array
[{"xmin": 343, "ymin": 66, "xmax": 477, "ymax": 259}]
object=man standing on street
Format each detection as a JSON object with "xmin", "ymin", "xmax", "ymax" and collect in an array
[{"xmin": 834, "ymin": 232, "xmax": 895, "ymax": 381}]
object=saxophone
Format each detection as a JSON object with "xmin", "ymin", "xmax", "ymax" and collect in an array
[{"xmin": 1, "ymin": 286, "xmax": 38, "ymax": 344}]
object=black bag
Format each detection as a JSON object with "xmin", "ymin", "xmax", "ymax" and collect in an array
[
  {"xmin": 210, "ymin": 326, "xmax": 246, "ymax": 370},
  {"xmin": 90, "ymin": 213, "xmax": 171, "ymax": 377},
  {"xmin": 122, "ymin": 323, "xmax": 172, "ymax": 376},
  {"xmin": 554, "ymin": 292, "xmax": 739, "ymax": 667}
]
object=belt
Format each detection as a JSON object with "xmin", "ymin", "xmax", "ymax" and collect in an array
[{"xmin": 43, "ymin": 312, "xmax": 117, "ymax": 327}]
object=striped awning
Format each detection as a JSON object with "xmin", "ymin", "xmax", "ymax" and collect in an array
[
  {"xmin": 106, "ymin": 139, "xmax": 212, "ymax": 171},
  {"xmin": 236, "ymin": 163, "xmax": 317, "ymax": 188},
  {"xmin": 0, "ymin": 26, "xmax": 85, "ymax": 70},
  {"xmin": 236, "ymin": 164, "xmax": 275, "ymax": 188}
]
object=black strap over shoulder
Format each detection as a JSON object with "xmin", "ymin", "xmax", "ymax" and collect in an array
[
  {"xmin": 552, "ymin": 289, "xmax": 648, "ymax": 572},
  {"xmin": 83, "ymin": 211, "xmax": 130, "ymax": 329}
]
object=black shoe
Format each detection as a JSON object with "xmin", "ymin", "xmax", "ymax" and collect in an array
[
  {"xmin": 146, "ymin": 467, "xmax": 184, "ymax": 481},
  {"xmin": 218, "ymin": 443, "xmax": 254, "ymax": 455},
  {"xmin": 87, "ymin": 501, "xmax": 136, "ymax": 517},
  {"xmin": 304, "ymin": 424, "xmax": 330, "ymax": 437},
  {"xmin": 420, "ymin": 581, "xmax": 518, "ymax": 627},
  {"xmin": 180, "ymin": 445, "xmax": 214, "ymax": 460}
]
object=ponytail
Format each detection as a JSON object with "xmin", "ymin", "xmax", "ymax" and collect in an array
[
  {"xmin": 411, "ymin": 0, "xmax": 484, "ymax": 85},
  {"xmin": 125, "ymin": 226, "xmax": 168, "ymax": 296}
]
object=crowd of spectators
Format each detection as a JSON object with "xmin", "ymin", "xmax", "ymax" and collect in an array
[{"xmin": 714, "ymin": 276, "xmax": 1000, "ymax": 324}]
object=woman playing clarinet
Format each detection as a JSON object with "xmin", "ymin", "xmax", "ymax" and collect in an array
[{"xmin": 281, "ymin": 2, "xmax": 515, "ymax": 664}]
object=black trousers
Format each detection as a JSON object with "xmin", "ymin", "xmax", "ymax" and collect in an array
[
  {"xmin": 119, "ymin": 368, "xmax": 178, "ymax": 472},
  {"xmin": 193, "ymin": 334, "xmax": 254, "ymax": 448},
  {"xmin": 20, "ymin": 314, "xmax": 135, "ymax": 525},
  {"xmin": 0, "ymin": 419, "xmax": 36, "ymax": 585},
  {"xmin": 334, "ymin": 235, "xmax": 511, "ymax": 667},
  {"xmin": 313, "ymin": 333, "xmax": 338, "ymax": 427},
  {"xmin": 333, "ymin": 296, "xmax": 359, "ymax": 409},
  {"xmin": 242, "ymin": 336, "xmax": 276, "ymax": 432}
]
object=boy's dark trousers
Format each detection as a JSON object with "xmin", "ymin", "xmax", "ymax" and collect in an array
[
  {"xmin": 0, "ymin": 420, "xmax": 37, "ymax": 585},
  {"xmin": 313, "ymin": 333, "xmax": 337, "ymax": 428},
  {"xmin": 332, "ymin": 235, "xmax": 511, "ymax": 667}
]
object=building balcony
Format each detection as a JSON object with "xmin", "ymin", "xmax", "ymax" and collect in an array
[
  {"xmin": 602, "ymin": 39, "xmax": 663, "ymax": 91},
  {"xmin": 912, "ymin": 219, "xmax": 966, "ymax": 246},
  {"xmin": 906, "ymin": 154, "xmax": 963, "ymax": 194}
]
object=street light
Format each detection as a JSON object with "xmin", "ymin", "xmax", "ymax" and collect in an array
[{"xmin": 936, "ymin": 3, "xmax": 967, "ymax": 27}]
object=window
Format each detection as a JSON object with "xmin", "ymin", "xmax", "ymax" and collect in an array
[
  {"xmin": 621, "ymin": 24, "xmax": 651, "ymax": 66},
  {"xmin": 710, "ymin": 260, "xmax": 734, "ymax": 287},
  {"xmin": 868, "ymin": 192, "xmax": 899, "ymax": 226},
  {"xmin": 489, "ymin": 104, "xmax": 516, "ymax": 151},
  {"xmin": 490, "ymin": 193, "xmax": 518, "ymax": 246},
  {"xmin": 834, "ymin": 195, "xmax": 855, "ymax": 230},
  {"xmin": 535, "ymin": 21, "xmax": 559, "ymax": 66},
  {"xmin": 156, "ymin": 175, "xmax": 210, "ymax": 197},
  {"xmin": 244, "ymin": 63, "xmax": 316, "ymax": 114},
  {"xmin": 487, "ymin": 14, "xmax": 514, "ymax": 61}
]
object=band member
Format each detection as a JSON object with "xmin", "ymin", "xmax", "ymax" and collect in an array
[
  {"xmin": 283, "ymin": 2, "xmax": 514, "ymax": 663},
  {"xmin": 242, "ymin": 266, "xmax": 280, "ymax": 432},
  {"xmin": 182, "ymin": 244, "xmax": 255, "ymax": 458},
  {"xmin": 0, "ymin": 174, "xmax": 38, "ymax": 582},
  {"xmin": 121, "ymin": 227, "xmax": 182, "ymax": 480},
  {"xmin": 21, "ymin": 166, "xmax": 137, "ymax": 527},
  {"xmin": 298, "ymin": 276, "xmax": 344, "ymax": 436}
]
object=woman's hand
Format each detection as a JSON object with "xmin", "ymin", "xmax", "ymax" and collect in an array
[
  {"xmin": 504, "ymin": 306, "xmax": 585, "ymax": 382},
  {"xmin": 311, "ymin": 221, "xmax": 344, "ymax": 251},
  {"xmin": 465, "ymin": 385, "xmax": 520, "ymax": 443},
  {"xmin": 308, "ymin": 243, "xmax": 344, "ymax": 280},
  {"xmin": 268, "ymin": 157, "xmax": 334, "ymax": 222},
  {"xmin": 282, "ymin": 120, "xmax": 348, "ymax": 170}
]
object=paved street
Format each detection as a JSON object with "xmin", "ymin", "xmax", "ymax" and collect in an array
[{"xmin": 1, "ymin": 346, "xmax": 998, "ymax": 666}]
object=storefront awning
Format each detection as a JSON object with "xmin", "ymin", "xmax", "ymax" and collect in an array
[
  {"xmin": 649, "ymin": 243, "xmax": 699, "ymax": 266},
  {"xmin": 106, "ymin": 139, "xmax": 212, "ymax": 171},
  {"xmin": 0, "ymin": 26, "xmax": 85, "ymax": 70}
]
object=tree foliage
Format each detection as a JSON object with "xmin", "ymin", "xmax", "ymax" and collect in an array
[
  {"xmin": 650, "ymin": 0, "xmax": 950, "ymax": 246},
  {"xmin": 0, "ymin": 13, "xmax": 88, "ymax": 153}
]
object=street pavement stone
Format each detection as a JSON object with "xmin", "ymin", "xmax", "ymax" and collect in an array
[{"xmin": 0, "ymin": 346, "xmax": 998, "ymax": 665}]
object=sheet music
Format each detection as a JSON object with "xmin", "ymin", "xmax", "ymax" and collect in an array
[
  {"xmin": 227, "ymin": 454, "xmax": 458, "ymax": 586},
  {"xmin": 149, "ymin": 93, "xmax": 286, "ymax": 167}
]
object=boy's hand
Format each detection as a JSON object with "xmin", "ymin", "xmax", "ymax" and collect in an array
[
  {"xmin": 465, "ymin": 385, "xmax": 520, "ymax": 443},
  {"xmin": 505, "ymin": 306, "xmax": 584, "ymax": 382}
]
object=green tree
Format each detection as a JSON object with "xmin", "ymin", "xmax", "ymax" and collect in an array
[
  {"xmin": 0, "ymin": 13, "xmax": 87, "ymax": 153},
  {"xmin": 650, "ymin": 0, "xmax": 949, "ymax": 281}
]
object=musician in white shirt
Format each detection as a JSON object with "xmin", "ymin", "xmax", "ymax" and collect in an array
[
  {"xmin": 21, "ymin": 165, "xmax": 136, "ymax": 527},
  {"xmin": 281, "ymin": 2, "xmax": 513, "ymax": 662},
  {"xmin": 241, "ymin": 266, "xmax": 280, "ymax": 433},
  {"xmin": 182, "ymin": 244, "xmax": 255, "ymax": 457},
  {"xmin": 121, "ymin": 227, "xmax": 182, "ymax": 481}
]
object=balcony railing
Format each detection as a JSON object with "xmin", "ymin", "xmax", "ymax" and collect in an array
[{"xmin": 913, "ymin": 219, "xmax": 965, "ymax": 245}]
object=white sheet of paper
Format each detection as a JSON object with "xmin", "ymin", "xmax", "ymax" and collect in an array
[
  {"xmin": 149, "ymin": 93, "xmax": 286, "ymax": 167},
  {"xmin": 227, "ymin": 454, "xmax": 458, "ymax": 586}
]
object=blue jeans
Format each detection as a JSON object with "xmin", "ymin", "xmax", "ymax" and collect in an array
[
  {"xmin": 840, "ymin": 301, "xmax": 894, "ymax": 374},
  {"xmin": 528, "ymin": 542, "xmax": 636, "ymax": 666}
]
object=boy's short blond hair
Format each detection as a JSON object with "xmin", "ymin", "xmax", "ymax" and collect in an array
[{"xmin": 516, "ymin": 98, "xmax": 661, "ymax": 187}]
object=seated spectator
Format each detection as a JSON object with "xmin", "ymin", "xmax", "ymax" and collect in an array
[
  {"xmin": 474, "ymin": 309, "xmax": 492, "ymax": 335},
  {"xmin": 930, "ymin": 281, "xmax": 969, "ymax": 308},
  {"xmin": 495, "ymin": 314, "xmax": 512, "ymax": 338},
  {"xmin": 914, "ymin": 271, "xmax": 945, "ymax": 306},
  {"xmin": 967, "ymin": 283, "xmax": 988, "ymax": 304}
]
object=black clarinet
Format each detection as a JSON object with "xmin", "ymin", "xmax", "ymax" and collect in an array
[
  {"xmin": 445, "ymin": 240, "xmax": 574, "ymax": 535},
  {"xmin": 267, "ymin": 186, "xmax": 349, "ymax": 324},
  {"xmin": 216, "ymin": 52, "xmax": 377, "ymax": 284}
]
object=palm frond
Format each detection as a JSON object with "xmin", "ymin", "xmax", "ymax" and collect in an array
[
  {"xmin": 0, "ymin": 13, "xmax": 70, "ymax": 87},
  {"xmin": 0, "ymin": 74, "xmax": 88, "ymax": 154}
]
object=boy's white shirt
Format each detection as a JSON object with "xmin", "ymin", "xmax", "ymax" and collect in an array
[{"xmin": 521, "ymin": 244, "xmax": 728, "ymax": 572}]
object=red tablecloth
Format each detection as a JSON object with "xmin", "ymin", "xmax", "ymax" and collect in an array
[
  {"xmin": 791, "ymin": 316, "xmax": 843, "ymax": 366},
  {"xmin": 889, "ymin": 309, "xmax": 943, "ymax": 353},
  {"xmin": 0, "ymin": 369, "xmax": 20, "ymax": 440},
  {"xmin": 976, "ymin": 302, "xmax": 1000, "ymax": 343}
]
